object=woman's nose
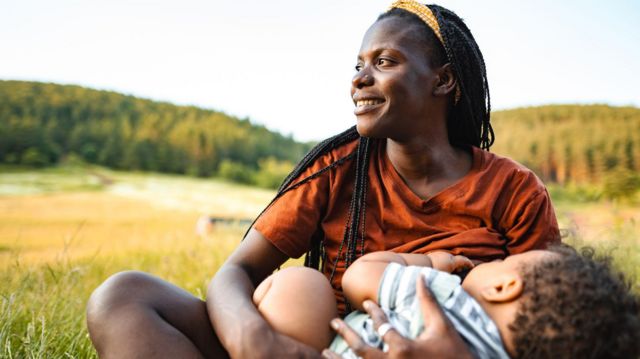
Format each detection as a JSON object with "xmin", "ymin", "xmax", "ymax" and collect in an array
[{"xmin": 352, "ymin": 70, "xmax": 374, "ymax": 89}]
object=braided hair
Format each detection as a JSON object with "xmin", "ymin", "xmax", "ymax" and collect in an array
[{"xmin": 244, "ymin": 3, "xmax": 493, "ymax": 299}]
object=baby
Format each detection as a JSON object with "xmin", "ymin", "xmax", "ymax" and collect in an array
[{"xmin": 253, "ymin": 245, "xmax": 640, "ymax": 358}]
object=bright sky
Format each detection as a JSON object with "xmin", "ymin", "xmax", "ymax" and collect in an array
[{"xmin": 2, "ymin": 0, "xmax": 639, "ymax": 142}]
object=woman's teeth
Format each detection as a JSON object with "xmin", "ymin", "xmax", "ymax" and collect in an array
[{"xmin": 356, "ymin": 99, "xmax": 383, "ymax": 107}]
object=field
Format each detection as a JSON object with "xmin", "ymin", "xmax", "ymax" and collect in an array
[{"xmin": 1, "ymin": 165, "xmax": 639, "ymax": 358}]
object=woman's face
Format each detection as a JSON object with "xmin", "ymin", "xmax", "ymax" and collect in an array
[{"xmin": 351, "ymin": 16, "xmax": 441, "ymax": 140}]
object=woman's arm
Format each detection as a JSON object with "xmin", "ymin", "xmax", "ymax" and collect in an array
[{"xmin": 207, "ymin": 228, "xmax": 321, "ymax": 359}]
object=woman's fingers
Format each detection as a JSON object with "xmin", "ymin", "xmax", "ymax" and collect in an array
[
  {"xmin": 329, "ymin": 318, "xmax": 381, "ymax": 358},
  {"xmin": 415, "ymin": 276, "xmax": 448, "ymax": 335},
  {"xmin": 452, "ymin": 255, "xmax": 474, "ymax": 272},
  {"xmin": 321, "ymin": 349, "xmax": 342, "ymax": 359},
  {"xmin": 414, "ymin": 277, "xmax": 475, "ymax": 359},
  {"xmin": 362, "ymin": 301, "xmax": 410, "ymax": 350},
  {"xmin": 470, "ymin": 259, "xmax": 484, "ymax": 266}
]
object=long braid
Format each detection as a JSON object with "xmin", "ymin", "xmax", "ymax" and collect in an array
[
  {"xmin": 241, "ymin": 126, "xmax": 359, "ymax": 245},
  {"xmin": 328, "ymin": 136, "xmax": 374, "ymax": 314},
  {"xmin": 328, "ymin": 137, "xmax": 373, "ymax": 277},
  {"xmin": 243, "ymin": 124, "xmax": 375, "ymax": 281},
  {"xmin": 345, "ymin": 137, "xmax": 372, "ymax": 268},
  {"xmin": 278, "ymin": 126, "xmax": 359, "ymax": 193},
  {"xmin": 429, "ymin": 4, "xmax": 493, "ymax": 150}
]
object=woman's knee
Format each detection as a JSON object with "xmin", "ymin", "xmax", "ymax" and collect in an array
[
  {"xmin": 86, "ymin": 271, "xmax": 155, "ymax": 326},
  {"xmin": 86, "ymin": 271, "xmax": 224, "ymax": 357}
]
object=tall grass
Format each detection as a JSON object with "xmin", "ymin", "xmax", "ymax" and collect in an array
[{"xmin": 0, "ymin": 233, "xmax": 242, "ymax": 358}]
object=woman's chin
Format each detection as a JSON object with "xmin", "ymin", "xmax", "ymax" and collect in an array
[
  {"xmin": 356, "ymin": 120, "xmax": 385, "ymax": 139},
  {"xmin": 355, "ymin": 121, "xmax": 368, "ymax": 136}
]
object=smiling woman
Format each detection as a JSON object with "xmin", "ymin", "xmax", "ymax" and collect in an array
[{"xmin": 86, "ymin": 2, "xmax": 560, "ymax": 358}]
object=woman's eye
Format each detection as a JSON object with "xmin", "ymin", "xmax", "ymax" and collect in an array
[
  {"xmin": 377, "ymin": 58, "xmax": 391, "ymax": 66},
  {"xmin": 354, "ymin": 64, "xmax": 363, "ymax": 71}
]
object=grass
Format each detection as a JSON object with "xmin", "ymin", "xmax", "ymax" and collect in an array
[
  {"xmin": 0, "ymin": 165, "xmax": 638, "ymax": 357},
  {"xmin": 0, "ymin": 165, "xmax": 275, "ymax": 357},
  {"xmin": 549, "ymin": 184, "xmax": 640, "ymax": 281}
]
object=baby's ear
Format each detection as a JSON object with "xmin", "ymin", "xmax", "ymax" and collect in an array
[{"xmin": 480, "ymin": 272, "xmax": 523, "ymax": 303}]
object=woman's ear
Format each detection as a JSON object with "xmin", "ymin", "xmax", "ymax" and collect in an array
[
  {"xmin": 433, "ymin": 63, "xmax": 457, "ymax": 97},
  {"xmin": 480, "ymin": 272, "xmax": 524, "ymax": 303}
]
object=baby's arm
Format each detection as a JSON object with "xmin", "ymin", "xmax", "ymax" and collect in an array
[
  {"xmin": 342, "ymin": 251, "xmax": 473, "ymax": 311},
  {"xmin": 342, "ymin": 252, "xmax": 432, "ymax": 311}
]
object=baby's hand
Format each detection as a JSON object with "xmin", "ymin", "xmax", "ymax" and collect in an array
[{"xmin": 426, "ymin": 252, "xmax": 474, "ymax": 274}]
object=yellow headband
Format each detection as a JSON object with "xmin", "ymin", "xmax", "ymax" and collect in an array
[{"xmin": 388, "ymin": 0, "xmax": 444, "ymax": 45}]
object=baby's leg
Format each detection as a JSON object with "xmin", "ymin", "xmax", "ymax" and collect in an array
[{"xmin": 253, "ymin": 267, "xmax": 338, "ymax": 352}]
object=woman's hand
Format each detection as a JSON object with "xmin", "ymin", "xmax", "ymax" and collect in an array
[
  {"xmin": 209, "ymin": 229, "xmax": 323, "ymax": 359},
  {"xmin": 426, "ymin": 251, "xmax": 474, "ymax": 274},
  {"xmin": 322, "ymin": 277, "xmax": 473, "ymax": 359},
  {"xmin": 253, "ymin": 330, "xmax": 323, "ymax": 359}
]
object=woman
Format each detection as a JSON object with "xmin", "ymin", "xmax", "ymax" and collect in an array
[{"xmin": 86, "ymin": 1, "xmax": 560, "ymax": 357}]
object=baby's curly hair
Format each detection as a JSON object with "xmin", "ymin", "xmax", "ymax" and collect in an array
[{"xmin": 510, "ymin": 244, "xmax": 640, "ymax": 359}]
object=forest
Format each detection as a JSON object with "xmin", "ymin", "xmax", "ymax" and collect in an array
[
  {"xmin": 1, "ymin": 80, "xmax": 639, "ymax": 194},
  {"xmin": 0, "ymin": 80, "xmax": 312, "ymax": 188}
]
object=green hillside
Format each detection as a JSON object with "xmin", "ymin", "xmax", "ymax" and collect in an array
[
  {"xmin": 0, "ymin": 80, "xmax": 312, "ymax": 187},
  {"xmin": 1, "ymin": 80, "xmax": 639, "ymax": 191},
  {"xmin": 491, "ymin": 105, "xmax": 640, "ymax": 186}
]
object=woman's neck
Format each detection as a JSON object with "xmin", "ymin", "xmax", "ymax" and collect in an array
[{"xmin": 385, "ymin": 138, "xmax": 472, "ymax": 199}]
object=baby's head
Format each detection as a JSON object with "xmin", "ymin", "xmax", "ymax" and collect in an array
[{"xmin": 462, "ymin": 245, "xmax": 640, "ymax": 359}]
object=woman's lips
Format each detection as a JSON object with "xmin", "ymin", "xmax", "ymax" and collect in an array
[{"xmin": 354, "ymin": 98, "xmax": 385, "ymax": 115}]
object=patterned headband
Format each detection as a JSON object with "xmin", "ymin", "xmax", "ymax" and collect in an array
[{"xmin": 388, "ymin": 0, "xmax": 444, "ymax": 45}]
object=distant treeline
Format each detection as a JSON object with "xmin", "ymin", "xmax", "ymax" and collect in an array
[
  {"xmin": 0, "ymin": 80, "xmax": 312, "ymax": 188},
  {"xmin": 1, "ymin": 80, "xmax": 639, "ymax": 192},
  {"xmin": 491, "ymin": 105, "xmax": 640, "ymax": 185}
]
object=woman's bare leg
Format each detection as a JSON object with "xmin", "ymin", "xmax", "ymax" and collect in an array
[{"xmin": 86, "ymin": 271, "xmax": 228, "ymax": 359}]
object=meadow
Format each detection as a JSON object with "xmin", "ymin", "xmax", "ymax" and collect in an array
[{"xmin": 0, "ymin": 165, "xmax": 638, "ymax": 358}]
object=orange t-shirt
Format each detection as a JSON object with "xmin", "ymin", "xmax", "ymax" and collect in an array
[{"xmin": 254, "ymin": 138, "xmax": 560, "ymax": 313}]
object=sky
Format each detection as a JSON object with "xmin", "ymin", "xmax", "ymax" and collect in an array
[{"xmin": 1, "ymin": 0, "xmax": 639, "ymax": 142}]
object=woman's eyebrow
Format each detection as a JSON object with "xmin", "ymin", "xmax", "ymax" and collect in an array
[{"xmin": 357, "ymin": 47, "xmax": 403, "ymax": 60}]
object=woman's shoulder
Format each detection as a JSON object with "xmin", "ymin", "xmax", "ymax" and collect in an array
[
  {"xmin": 285, "ymin": 128, "xmax": 360, "ymax": 185},
  {"xmin": 475, "ymin": 147, "xmax": 547, "ymax": 192},
  {"xmin": 316, "ymin": 135, "xmax": 360, "ymax": 167}
]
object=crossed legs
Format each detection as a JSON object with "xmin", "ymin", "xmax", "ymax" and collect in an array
[{"xmin": 86, "ymin": 271, "xmax": 228, "ymax": 359}]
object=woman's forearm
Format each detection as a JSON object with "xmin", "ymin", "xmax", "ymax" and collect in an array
[
  {"xmin": 207, "ymin": 263, "xmax": 271, "ymax": 358},
  {"xmin": 205, "ymin": 228, "xmax": 320, "ymax": 359}
]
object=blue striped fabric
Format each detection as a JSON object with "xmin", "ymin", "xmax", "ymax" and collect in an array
[{"xmin": 329, "ymin": 263, "xmax": 510, "ymax": 359}]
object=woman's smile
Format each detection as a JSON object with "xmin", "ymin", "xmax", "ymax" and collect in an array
[{"xmin": 353, "ymin": 97, "xmax": 386, "ymax": 115}]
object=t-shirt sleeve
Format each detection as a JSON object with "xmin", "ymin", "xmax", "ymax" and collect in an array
[
  {"xmin": 501, "ymin": 187, "xmax": 561, "ymax": 254},
  {"xmin": 253, "ymin": 161, "xmax": 331, "ymax": 259}
]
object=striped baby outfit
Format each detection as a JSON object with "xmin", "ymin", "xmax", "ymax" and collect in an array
[{"xmin": 329, "ymin": 263, "xmax": 510, "ymax": 359}]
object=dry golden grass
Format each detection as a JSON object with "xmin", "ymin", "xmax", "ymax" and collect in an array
[
  {"xmin": 1, "ymin": 192, "xmax": 196, "ymax": 265},
  {"xmin": 0, "ymin": 167, "xmax": 276, "ymax": 267}
]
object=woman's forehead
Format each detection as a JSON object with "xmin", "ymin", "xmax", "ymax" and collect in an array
[{"xmin": 358, "ymin": 17, "xmax": 428, "ymax": 58}]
